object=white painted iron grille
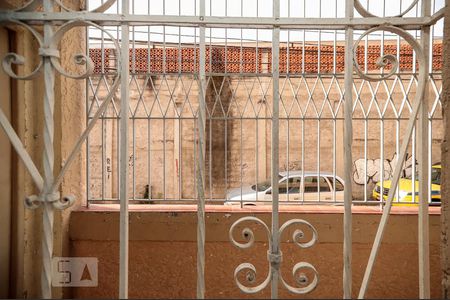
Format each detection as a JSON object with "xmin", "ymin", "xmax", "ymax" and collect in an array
[
  {"xmin": 0, "ymin": 0, "xmax": 444, "ymax": 298},
  {"xmin": 86, "ymin": 1, "xmax": 444, "ymax": 206}
]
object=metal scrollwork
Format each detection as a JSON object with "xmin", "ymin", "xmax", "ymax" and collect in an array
[
  {"xmin": 279, "ymin": 219, "xmax": 318, "ymax": 248},
  {"xmin": 11, "ymin": 0, "xmax": 117, "ymax": 13},
  {"xmin": 1, "ymin": 20, "xmax": 44, "ymax": 80},
  {"xmin": 354, "ymin": 0, "xmax": 419, "ymax": 18},
  {"xmin": 1, "ymin": 19, "xmax": 121, "ymax": 211},
  {"xmin": 278, "ymin": 219, "xmax": 319, "ymax": 293},
  {"xmin": 353, "ymin": 24, "xmax": 428, "ymax": 299},
  {"xmin": 1, "ymin": 20, "xmax": 116, "ymax": 80},
  {"xmin": 281, "ymin": 262, "xmax": 319, "ymax": 294},
  {"xmin": 353, "ymin": 25, "xmax": 425, "ymax": 82},
  {"xmin": 0, "ymin": 2, "xmax": 121, "ymax": 297},
  {"xmin": 24, "ymin": 192, "xmax": 76, "ymax": 210},
  {"xmin": 229, "ymin": 217, "xmax": 272, "ymax": 294},
  {"xmin": 47, "ymin": 20, "xmax": 120, "ymax": 79},
  {"xmin": 229, "ymin": 216, "xmax": 271, "ymax": 249},
  {"xmin": 229, "ymin": 217, "xmax": 319, "ymax": 294}
]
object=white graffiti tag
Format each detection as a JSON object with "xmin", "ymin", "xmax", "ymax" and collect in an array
[{"xmin": 353, "ymin": 153, "xmax": 415, "ymax": 185}]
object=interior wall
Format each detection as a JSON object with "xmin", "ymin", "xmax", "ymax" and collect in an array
[
  {"xmin": 0, "ymin": 1, "xmax": 86, "ymax": 298},
  {"xmin": 0, "ymin": 26, "xmax": 12, "ymax": 299}
]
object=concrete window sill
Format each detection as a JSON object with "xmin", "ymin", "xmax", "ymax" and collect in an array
[{"xmin": 81, "ymin": 203, "xmax": 441, "ymax": 215}]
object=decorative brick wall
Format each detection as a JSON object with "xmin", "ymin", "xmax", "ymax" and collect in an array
[{"xmin": 89, "ymin": 42, "xmax": 443, "ymax": 74}]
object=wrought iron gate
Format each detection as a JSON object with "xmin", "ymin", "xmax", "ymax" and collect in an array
[{"xmin": 0, "ymin": 0, "xmax": 445, "ymax": 298}]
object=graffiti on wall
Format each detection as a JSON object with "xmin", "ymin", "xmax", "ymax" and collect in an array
[{"xmin": 353, "ymin": 153, "xmax": 416, "ymax": 185}]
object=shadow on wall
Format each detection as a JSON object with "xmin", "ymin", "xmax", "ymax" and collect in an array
[{"xmin": 205, "ymin": 77, "xmax": 233, "ymax": 197}]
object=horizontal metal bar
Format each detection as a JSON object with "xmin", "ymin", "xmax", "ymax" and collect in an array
[
  {"xmin": 0, "ymin": 12, "xmax": 437, "ymax": 30},
  {"xmin": 89, "ymin": 116, "xmax": 442, "ymax": 121},
  {"xmin": 87, "ymin": 198, "xmax": 435, "ymax": 206},
  {"xmin": 95, "ymin": 73, "xmax": 442, "ymax": 78}
]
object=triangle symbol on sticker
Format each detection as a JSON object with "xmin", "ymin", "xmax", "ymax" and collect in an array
[{"xmin": 80, "ymin": 264, "xmax": 92, "ymax": 281}]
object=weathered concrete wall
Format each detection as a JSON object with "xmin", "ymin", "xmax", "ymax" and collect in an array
[
  {"xmin": 441, "ymin": 0, "xmax": 450, "ymax": 297},
  {"xmin": 70, "ymin": 207, "xmax": 442, "ymax": 299},
  {"xmin": 88, "ymin": 75, "xmax": 443, "ymax": 201}
]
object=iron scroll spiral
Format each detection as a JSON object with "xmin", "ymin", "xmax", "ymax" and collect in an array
[
  {"xmin": 229, "ymin": 217, "xmax": 319, "ymax": 294},
  {"xmin": 229, "ymin": 216, "xmax": 272, "ymax": 294}
]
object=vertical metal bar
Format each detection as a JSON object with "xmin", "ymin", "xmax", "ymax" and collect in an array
[
  {"xmin": 240, "ymin": 0, "xmax": 243, "ymax": 75},
  {"xmin": 317, "ymin": 0, "xmax": 321, "ymax": 74},
  {"xmin": 209, "ymin": 113, "xmax": 212, "ymax": 201},
  {"xmin": 364, "ymin": 0, "xmax": 368, "ymax": 73},
  {"xmin": 41, "ymin": 0, "xmax": 55, "ymax": 297},
  {"xmin": 148, "ymin": 117, "xmax": 151, "ymax": 201},
  {"xmin": 119, "ymin": 0, "xmax": 130, "ymax": 296},
  {"xmin": 317, "ymin": 120, "xmax": 320, "ymax": 201},
  {"xmin": 225, "ymin": 97, "xmax": 228, "ymax": 197},
  {"xmin": 256, "ymin": 104, "xmax": 259, "ymax": 201},
  {"xmin": 179, "ymin": 113, "xmax": 182, "ymax": 201},
  {"xmin": 194, "ymin": 117, "xmax": 197, "ymax": 200},
  {"xmin": 428, "ymin": 118, "xmax": 432, "ymax": 204},
  {"xmin": 86, "ymin": 18, "xmax": 91, "ymax": 207},
  {"xmin": 132, "ymin": 118, "xmax": 136, "ymax": 200},
  {"xmin": 146, "ymin": 1, "xmax": 151, "ymax": 203},
  {"xmin": 101, "ymin": 8, "xmax": 106, "ymax": 202},
  {"xmin": 240, "ymin": 117, "xmax": 243, "ymax": 207},
  {"xmin": 271, "ymin": 0, "xmax": 280, "ymax": 297},
  {"xmin": 163, "ymin": 118, "xmax": 166, "ymax": 200},
  {"xmin": 197, "ymin": 0, "xmax": 206, "ymax": 296},
  {"xmin": 380, "ymin": 120, "xmax": 384, "ymax": 209},
  {"xmin": 413, "ymin": 126, "xmax": 417, "ymax": 203},
  {"xmin": 287, "ymin": 118, "xmax": 290, "ymax": 202},
  {"xmin": 301, "ymin": 117, "xmax": 305, "ymax": 203},
  {"xmin": 302, "ymin": 0, "xmax": 305, "ymax": 74},
  {"xmin": 364, "ymin": 120, "xmax": 368, "ymax": 202},
  {"xmin": 130, "ymin": 4, "xmax": 136, "ymax": 202},
  {"xmin": 343, "ymin": 0, "xmax": 354, "ymax": 297},
  {"xmin": 102, "ymin": 112, "xmax": 106, "ymax": 200},
  {"xmin": 225, "ymin": 0, "xmax": 228, "ymax": 73},
  {"xmin": 395, "ymin": 118, "xmax": 400, "ymax": 203},
  {"xmin": 418, "ymin": 0, "xmax": 431, "ymax": 297},
  {"xmin": 333, "ymin": 117, "xmax": 336, "ymax": 202}
]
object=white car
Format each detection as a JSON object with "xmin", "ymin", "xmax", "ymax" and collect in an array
[{"xmin": 225, "ymin": 171, "xmax": 345, "ymax": 205}]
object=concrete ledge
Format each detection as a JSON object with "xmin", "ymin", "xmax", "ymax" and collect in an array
[
  {"xmin": 83, "ymin": 203, "xmax": 441, "ymax": 215},
  {"xmin": 70, "ymin": 205, "xmax": 442, "ymax": 298},
  {"xmin": 71, "ymin": 205, "xmax": 441, "ymax": 243}
]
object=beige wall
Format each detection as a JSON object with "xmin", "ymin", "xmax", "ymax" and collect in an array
[
  {"xmin": 0, "ymin": 27, "xmax": 12, "ymax": 299},
  {"xmin": 88, "ymin": 75, "xmax": 443, "ymax": 201},
  {"xmin": 70, "ymin": 208, "xmax": 442, "ymax": 299}
]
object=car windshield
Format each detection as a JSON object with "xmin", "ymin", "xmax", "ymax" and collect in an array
[
  {"xmin": 406, "ymin": 167, "xmax": 441, "ymax": 185},
  {"xmin": 251, "ymin": 175, "xmax": 283, "ymax": 191}
]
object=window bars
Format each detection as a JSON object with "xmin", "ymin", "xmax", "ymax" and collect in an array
[
  {"xmin": 0, "ymin": 0, "xmax": 445, "ymax": 298},
  {"xmin": 85, "ymin": 2, "xmax": 444, "ymax": 207}
]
